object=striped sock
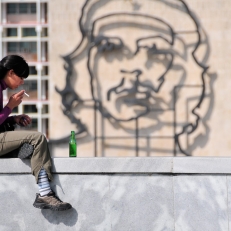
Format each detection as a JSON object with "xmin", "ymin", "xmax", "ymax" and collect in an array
[{"xmin": 38, "ymin": 168, "xmax": 51, "ymax": 196}]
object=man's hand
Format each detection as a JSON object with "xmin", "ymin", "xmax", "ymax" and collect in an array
[
  {"xmin": 6, "ymin": 90, "xmax": 25, "ymax": 110},
  {"xmin": 14, "ymin": 114, "xmax": 32, "ymax": 127}
]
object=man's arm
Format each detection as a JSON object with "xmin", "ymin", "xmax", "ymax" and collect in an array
[{"xmin": 0, "ymin": 106, "xmax": 12, "ymax": 125}]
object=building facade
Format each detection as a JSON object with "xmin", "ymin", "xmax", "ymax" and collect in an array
[
  {"xmin": 48, "ymin": 0, "xmax": 231, "ymax": 158},
  {"xmin": 1, "ymin": 0, "xmax": 231, "ymax": 158},
  {"xmin": 0, "ymin": 0, "xmax": 49, "ymax": 137}
]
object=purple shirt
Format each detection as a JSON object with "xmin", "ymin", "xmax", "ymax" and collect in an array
[{"xmin": 0, "ymin": 80, "xmax": 14, "ymax": 125}]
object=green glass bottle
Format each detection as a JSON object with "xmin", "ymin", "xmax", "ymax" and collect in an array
[{"xmin": 69, "ymin": 131, "xmax": 77, "ymax": 157}]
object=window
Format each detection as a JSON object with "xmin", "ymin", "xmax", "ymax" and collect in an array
[
  {"xmin": 12, "ymin": 107, "xmax": 18, "ymax": 113},
  {"xmin": 29, "ymin": 66, "xmax": 37, "ymax": 75},
  {"xmin": 19, "ymin": 3, "xmax": 28, "ymax": 14},
  {"xmin": 24, "ymin": 118, "xmax": 38, "ymax": 131},
  {"xmin": 30, "ymin": 3, "xmax": 36, "ymax": 13},
  {"xmin": 43, "ymin": 118, "xmax": 49, "ymax": 138},
  {"xmin": 23, "ymin": 105, "xmax": 38, "ymax": 113},
  {"xmin": 7, "ymin": 3, "xmax": 36, "ymax": 14},
  {"xmin": 7, "ymin": 28, "xmax": 17, "ymax": 37},
  {"xmin": 42, "ymin": 66, "xmax": 49, "ymax": 76},
  {"xmin": 7, "ymin": 42, "xmax": 17, "ymax": 52},
  {"xmin": 20, "ymin": 42, "xmax": 37, "ymax": 53},
  {"xmin": 22, "ymin": 28, "xmax": 36, "ymax": 37},
  {"xmin": 41, "ymin": 28, "xmax": 48, "ymax": 37},
  {"xmin": 41, "ymin": 80, "xmax": 49, "ymax": 100},
  {"xmin": 7, "ymin": 42, "xmax": 37, "ymax": 53},
  {"xmin": 30, "ymin": 118, "xmax": 38, "ymax": 130},
  {"xmin": 42, "ymin": 105, "xmax": 49, "ymax": 114},
  {"xmin": 7, "ymin": 4, "xmax": 17, "ymax": 14}
]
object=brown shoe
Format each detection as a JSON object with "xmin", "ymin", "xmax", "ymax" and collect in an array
[{"xmin": 33, "ymin": 190, "xmax": 72, "ymax": 211}]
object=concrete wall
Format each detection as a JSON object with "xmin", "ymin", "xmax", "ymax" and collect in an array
[
  {"xmin": 48, "ymin": 0, "xmax": 231, "ymax": 158},
  {"xmin": 1, "ymin": 157, "xmax": 231, "ymax": 230}
]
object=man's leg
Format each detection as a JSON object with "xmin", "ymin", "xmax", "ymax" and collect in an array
[
  {"xmin": 0, "ymin": 131, "xmax": 72, "ymax": 211},
  {"xmin": 0, "ymin": 130, "xmax": 52, "ymax": 182},
  {"xmin": 34, "ymin": 167, "xmax": 72, "ymax": 211}
]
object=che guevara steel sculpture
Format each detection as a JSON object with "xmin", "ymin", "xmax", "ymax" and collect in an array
[{"xmin": 51, "ymin": 0, "xmax": 213, "ymax": 157}]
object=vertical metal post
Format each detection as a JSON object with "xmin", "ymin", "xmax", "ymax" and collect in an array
[
  {"xmin": 173, "ymin": 86, "xmax": 177, "ymax": 156},
  {"xmin": 101, "ymin": 110, "xmax": 105, "ymax": 157},
  {"xmin": 135, "ymin": 118, "xmax": 139, "ymax": 157},
  {"xmin": 94, "ymin": 101, "xmax": 97, "ymax": 157},
  {"xmin": 186, "ymin": 98, "xmax": 189, "ymax": 150},
  {"xmin": 147, "ymin": 136, "xmax": 150, "ymax": 157}
]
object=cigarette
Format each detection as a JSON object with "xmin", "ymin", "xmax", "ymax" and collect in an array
[{"xmin": 24, "ymin": 92, "xmax": 29, "ymax": 97}]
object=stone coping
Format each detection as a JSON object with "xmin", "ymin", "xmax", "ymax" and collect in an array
[{"xmin": 0, "ymin": 157, "xmax": 231, "ymax": 174}]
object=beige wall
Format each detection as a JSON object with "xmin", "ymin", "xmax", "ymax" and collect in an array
[{"xmin": 49, "ymin": 0, "xmax": 231, "ymax": 157}]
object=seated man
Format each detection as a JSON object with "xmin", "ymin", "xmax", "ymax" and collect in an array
[{"xmin": 0, "ymin": 55, "xmax": 72, "ymax": 211}]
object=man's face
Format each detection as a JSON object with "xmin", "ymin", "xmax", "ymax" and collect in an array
[{"xmin": 88, "ymin": 15, "xmax": 177, "ymax": 121}]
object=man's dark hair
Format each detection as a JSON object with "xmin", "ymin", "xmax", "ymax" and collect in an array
[{"xmin": 0, "ymin": 55, "xmax": 29, "ymax": 79}]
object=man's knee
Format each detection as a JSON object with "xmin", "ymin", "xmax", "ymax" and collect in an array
[{"xmin": 33, "ymin": 132, "xmax": 47, "ymax": 144}]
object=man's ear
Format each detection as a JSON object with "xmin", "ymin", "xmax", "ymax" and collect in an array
[{"xmin": 7, "ymin": 69, "xmax": 14, "ymax": 77}]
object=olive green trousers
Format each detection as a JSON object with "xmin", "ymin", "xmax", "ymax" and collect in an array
[{"xmin": 0, "ymin": 130, "xmax": 53, "ymax": 183}]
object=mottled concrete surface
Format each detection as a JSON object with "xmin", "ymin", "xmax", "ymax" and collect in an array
[
  {"xmin": 0, "ymin": 174, "xmax": 174, "ymax": 231},
  {"xmin": 0, "ymin": 158, "xmax": 231, "ymax": 230},
  {"xmin": 174, "ymin": 175, "xmax": 229, "ymax": 231}
]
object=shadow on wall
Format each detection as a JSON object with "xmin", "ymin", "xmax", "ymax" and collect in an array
[
  {"xmin": 41, "ymin": 208, "xmax": 78, "ymax": 227},
  {"xmin": 174, "ymin": 175, "xmax": 228, "ymax": 230},
  {"xmin": 42, "ymin": 173, "xmax": 78, "ymax": 227},
  {"xmin": 51, "ymin": 0, "xmax": 217, "ymax": 157}
]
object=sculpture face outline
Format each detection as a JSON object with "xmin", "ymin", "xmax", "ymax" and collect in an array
[
  {"xmin": 53, "ymin": 0, "xmax": 212, "ymax": 157},
  {"xmin": 88, "ymin": 14, "xmax": 175, "ymax": 121}
]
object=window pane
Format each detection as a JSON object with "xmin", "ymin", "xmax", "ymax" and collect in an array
[
  {"xmin": 23, "ymin": 105, "xmax": 37, "ymax": 113},
  {"xmin": 19, "ymin": 3, "xmax": 28, "ymax": 14},
  {"xmin": 29, "ymin": 66, "xmax": 37, "ymax": 75},
  {"xmin": 19, "ymin": 42, "xmax": 37, "ymax": 53},
  {"xmin": 20, "ymin": 42, "xmax": 29, "ymax": 53},
  {"xmin": 41, "ymin": 80, "xmax": 48, "ymax": 100},
  {"xmin": 30, "ymin": 118, "xmax": 38, "ymax": 130},
  {"xmin": 41, "ymin": 66, "xmax": 49, "ymax": 76},
  {"xmin": 23, "ymin": 118, "xmax": 38, "ymax": 131},
  {"xmin": 43, "ymin": 118, "xmax": 49, "ymax": 138},
  {"xmin": 12, "ymin": 107, "xmax": 18, "ymax": 113},
  {"xmin": 31, "ymin": 42, "xmax": 37, "ymax": 53},
  {"xmin": 41, "ymin": 28, "xmax": 48, "ymax": 37},
  {"xmin": 22, "ymin": 28, "xmax": 36, "ymax": 37},
  {"xmin": 42, "ymin": 105, "xmax": 49, "ymax": 114},
  {"xmin": 7, "ymin": 42, "xmax": 18, "ymax": 52},
  {"xmin": 7, "ymin": 3, "xmax": 17, "ymax": 14},
  {"xmin": 30, "ymin": 3, "xmax": 36, "ymax": 13},
  {"xmin": 7, "ymin": 28, "xmax": 17, "ymax": 37}
]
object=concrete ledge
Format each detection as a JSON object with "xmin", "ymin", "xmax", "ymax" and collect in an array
[
  {"xmin": 0, "ymin": 157, "xmax": 231, "ymax": 174},
  {"xmin": 173, "ymin": 157, "xmax": 231, "ymax": 174},
  {"xmin": 1, "ymin": 157, "xmax": 231, "ymax": 230}
]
